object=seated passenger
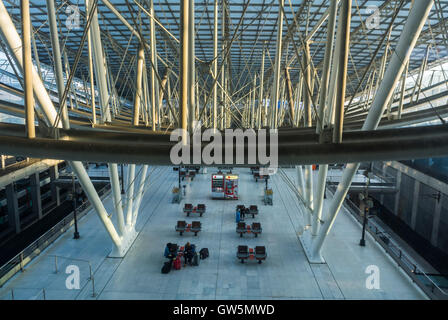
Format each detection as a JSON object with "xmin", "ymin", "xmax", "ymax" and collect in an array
[
  {"xmin": 164, "ymin": 243, "xmax": 176, "ymax": 260},
  {"xmin": 164, "ymin": 243, "xmax": 171, "ymax": 258},
  {"xmin": 184, "ymin": 242, "xmax": 194, "ymax": 266}
]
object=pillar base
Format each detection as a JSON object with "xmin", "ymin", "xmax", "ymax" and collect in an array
[
  {"xmin": 298, "ymin": 231, "xmax": 325, "ymax": 264},
  {"xmin": 108, "ymin": 227, "xmax": 138, "ymax": 258}
]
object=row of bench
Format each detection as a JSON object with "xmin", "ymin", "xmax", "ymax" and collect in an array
[
  {"xmin": 236, "ymin": 222, "xmax": 262, "ymax": 237},
  {"xmin": 237, "ymin": 245, "xmax": 267, "ymax": 263},
  {"xmin": 183, "ymin": 203, "xmax": 206, "ymax": 217},
  {"xmin": 236, "ymin": 204, "xmax": 258, "ymax": 218},
  {"xmin": 178, "ymin": 201, "xmax": 267, "ymax": 263},
  {"xmin": 175, "ymin": 221, "xmax": 201, "ymax": 236}
]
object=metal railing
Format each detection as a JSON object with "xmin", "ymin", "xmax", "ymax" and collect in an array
[
  {"xmin": 326, "ymin": 182, "xmax": 448, "ymax": 300},
  {"xmin": 49, "ymin": 255, "xmax": 96, "ymax": 297},
  {"xmin": 0, "ymin": 184, "xmax": 111, "ymax": 288},
  {"xmin": 6, "ymin": 287, "xmax": 47, "ymax": 300}
]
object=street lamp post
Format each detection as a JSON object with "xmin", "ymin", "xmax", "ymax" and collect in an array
[
  {"xmin": 120, "ymin": 164, "xmax": 125, "ymax": 194},
  {"xmin": 359, "ymin": 206, "xmax": 368, "ymax": 247},
  {"xmin": 359, "ymin": 170, "xmax": 373, "ymax": 246}
]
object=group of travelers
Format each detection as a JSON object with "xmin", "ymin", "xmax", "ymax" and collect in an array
[{"xmin": 164, "ymin": 242, "xmax": 209, "ymax": 271}]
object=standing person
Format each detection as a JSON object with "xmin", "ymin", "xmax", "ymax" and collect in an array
[{"xmin": 240, "ymin": 207, "xmax": 246, "ymax": 221}]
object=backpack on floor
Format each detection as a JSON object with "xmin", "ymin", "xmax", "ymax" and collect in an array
[
  {"xmin": 161, "ymin": 261, "xmax": 172, "ymax": 274},
  {"xmin": 192, "ymin": 252, "xmax": 199, "ymax": 266},
  {"xmin": 173, "ymin": 257, "xmax": 181, "ymax": 270},
  {"xmin": 199, "ymin": 248, "xmax": 209, "ymax": 260}
]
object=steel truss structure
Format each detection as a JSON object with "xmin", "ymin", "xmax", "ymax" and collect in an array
[{"xmin": 0, "ymin": 0, "xmax": 447, "ymax": 260}]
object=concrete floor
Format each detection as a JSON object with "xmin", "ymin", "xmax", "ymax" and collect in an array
[{"xmin": 0, "ymin": 166, "xmax": 427, "ymax": 300}]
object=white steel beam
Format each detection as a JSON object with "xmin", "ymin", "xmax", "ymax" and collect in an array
[{"xmin": 310, "ymin": 0, "xmax": 435, "ymax": 263}]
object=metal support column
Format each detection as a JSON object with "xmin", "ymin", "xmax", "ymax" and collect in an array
[
  {"xmin": 125, "ymin": 164, "xmax": 136, "ymax": 227},
  {"xmin": 284, "ymin": 67, "xmax": 295, "ymax": 126},
  {"xmin": 132, "ymin": 165, "xmax": 149, "ymax": 226},
  {"xmin": 251, "ymin": 74, "xmax": 257, "ymax": 128},
  {"xmin": 46, "ymin": 0, "xmax": 71, "ymax": 128},
  {"xmin": 109, "ymin": 163, "xmax": 125, "ymax": 236},
  {"xmin": 180, "ymin": 0, "xmax": 189, "ymax": 135},
  {"xmin": 410, "ymin": 181, "xmax": 420, "ymax": 230},
  {"xmin": 87, "ymin": 26, "xmax": 96, "ymax": 124},
  {"xmin": 22, "ymin": 0, "xmax": 35, "ymax": 139},
  {"xmin": 316, "ymin": 0, "xmax": 337, "ymax": 134},
  {"xmin": 312, "ymin": 0, "xmax": 338, "ymax": 237},
  {"xmin": 49, "ymin": 164, "xmax": 60, "ymax": 206},
  {"xmin": 260, "ymin": 45, "xmax": 266, "ymax": 127},
  {"xmin": 188, "ymin": 0, "xmax": 196, "ymax": 133},
  {"xmin": 30, "ymin": 172, "xmax": 42, "ymax": 220},
  {"xmin": 333, "ymin": 0, "xmax": 351, "ymax": 143},
  {"xmin": 398, "ymin": 62, "xmax": 408, "ymax": 119},
  {"xmin": 149, "ymin": 0, "xmax": 160, "ymax": 131},
  {"xmin": 431, "ymin": 194, "xmax": 443, "ymax": 247},
  {"xmin": 134, "ymin": 44, "xmax": 145, "ymax": 126},
  {"xmin": 271, "ymin": 0, "xmax": 284, "ymax": 128},
  {"xmin": 6, "ymin": 183, "xmax": 20, "ymax": 234},
  {"xmin": 310, "ymin": 0, "xmax": 435, "ymax": 263},
  {"xmin": 87, "ymin": 0, "xmax": 111, "ymax": 122},
  {"xmin": 213, "ymin": 0, "xmax": 218, "ymax": 130},
  {"xmin": 303, "ymin": 41, "xmax": 313, "ymax": 222}
]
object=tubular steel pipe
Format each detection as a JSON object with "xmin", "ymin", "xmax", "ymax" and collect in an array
[
  {"xmin": 213, "ymin": 0, "xmax": 218, "ymax": 130},
  {"xmin": 22, "ymin": 0, "xmax": 35, "ymax": 139},
  {"xmin": 149, "ymin": 0, "xmax": 160, "ymax": 131},
  {"xmin": 316, "ymin": 0, "xmax": 338, "ymax": 134},
  {"xmin": 180, "ymin": 0, "xmax": 189, "ymax": 136},
  {"xmin": 87, "ymin": 27, "xmax": 97, "ymax": 125},
  {"xmin": 311, "ymin": 0, "xmax": 435, "ymax": 262},
  {"xmin": 0, "ymin": 124, "xmax": 447, "ymax": 165},
  {"xmin": 333, "ymin": 0, "xmax": 351, "ymax": 143},
  {"xmin": 271, "ymin": 0, "xmax": 284, "ymax": 129},
  {"xmin": 133, "ymin": 45, "xmax": 145, "ymax": 126},
  {"xmin": 46, "ymin": 0, "xmax": 70, "ymax": 128},
  {"xmin": 188, "ymin": 0, "xmax": 195, "ymax": 133}
]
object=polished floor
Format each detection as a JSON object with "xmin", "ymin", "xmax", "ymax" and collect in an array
[{"xmin": 0, "ymin": 166, "xmax": 427, "ymax": 300}]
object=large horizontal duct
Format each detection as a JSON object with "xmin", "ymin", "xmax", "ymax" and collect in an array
[{"xmin": 0, "ymin": 123, "xmax": 447, "ymax": 165}]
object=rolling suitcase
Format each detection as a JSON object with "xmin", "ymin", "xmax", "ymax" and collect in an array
[
  {"xmin": 173, "ymin": 257, "xmax": 181, "ymax": 270},
  {"xmin": 199, "ymin": 248, "xmax": 209, "ymax": 260},
  {"xmin": 192, "ymin": 253, "xmax": 199, "ymax": 266},
  {"xmin": 161, "ymin": 261, "xmax": 172, "ymax": 274}
]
